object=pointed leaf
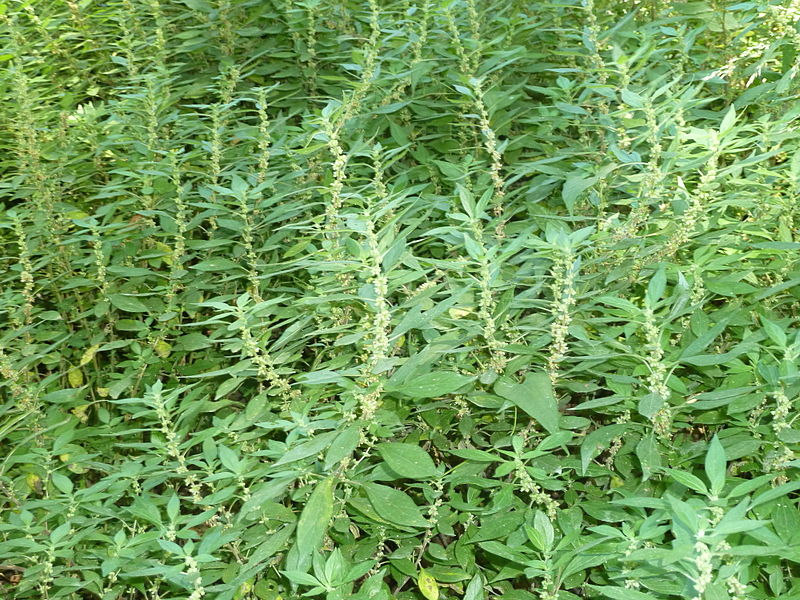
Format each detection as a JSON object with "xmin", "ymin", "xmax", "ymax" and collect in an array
[
  {"xmin": 378, "ymin": 443, "xmax": 439, "ymax": 479},
  {"xmin": 580, "ymin": 424, "xmax": 628, "ymax": 475},
  {"xmin": 705, "ymin": 434, "xmax": 726, "ymax": 496},
  {"xmin": 664, "ymin": 468, "xmax": 709, "ymax": 496},
  {"xmin": 562, "ymin": 175, "xmax": 598, "ymax": 214},
  {"xmin": 589, "ymin": 585, "xmax": 655, "ymax": 600},
  {"xmin": 296, "ymin": 478, "xmax": 334, "ymax": 560},
  {"xmin": 389, "ymin": 371, "xmax": 473, "ymax": 399},
  {"xmin": 418, "ymin": 569, "xmax": 439, "ymax": 600},
  {"xmin": 109, "ymin": 294, "xmax": 149, "ymax": 313},
  {"xmin": 496, "ymin": 373, "xmax": 560, "ymax": 434},
  {"xmin": 464, "ymin": 574, "xmax": 484, "ymax": 600},
  {"xmin": 636, "ymin": 434, "xmax": 661, "ymax": 482},
  {"xmin": 218, "ymin": 445, "xmax": 241, "ymax": 473},
  {"xmin": 363, "ymin": 483, "xmax": 429, "ymax": 528}
]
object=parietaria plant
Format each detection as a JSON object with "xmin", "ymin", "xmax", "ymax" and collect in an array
[{"xmin": 2, "ymin": 1, "xmax": 800, "ymax": 600}]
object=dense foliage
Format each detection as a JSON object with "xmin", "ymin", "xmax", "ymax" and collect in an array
[{"xmin": 2, "ymin": 0, "xmax": 800, "ymax": 598}]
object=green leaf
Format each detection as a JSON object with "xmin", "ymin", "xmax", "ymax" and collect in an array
[
  {"xmin": 463, "ymin": 574, "xmax": 484, "ymax": 600},
  {"xmin": 192, "ymin": 257, "xmax": 243, "ymax": 271},
  {"xmin": 50, "ymin": 522, "xmax": 71, "ymax": 545},
  {"xmin": 177, "ymin": 332, "xmax": 211, "ymax": 351},
  {"xmin": 273, "ymin": 431, "xmax": 338, "ymax": 468},
  {"xmin": 433, "ymin": 160, "xmax": 465, "ymax": 180},
  {"xmin": 705, "ymin": 434, "xmax": 726, "ymax": 496},
  {"xmin": 215, "ymin": 377, "xmax": 243, "ymax": 400},
  {"xmin": 589, "ymin": 585, "xmax": 654, "ymax": 600},
  {"xmin": 296, "ymin": 478, "xmax": 334, "ymax": 561},
  {"xmin": 478, "ymin": 541, "xmax": 527, "ymax": 563},
  {"xmin": 761, "ymin": 316, "xmax": 787, "ymax": 347},
  {"xmin": 377, "ymin": 443, "xmax": 439, "ymax": 479},
  {"xmin": 218, "ymin": 445, "xmax": 241, "ymax": 473},
  {"xmin": 51, "ymin": 472, "xmax": 73, "ymax": 494},
  {"xmin": 636, "ymin": 434, "xmax": 661, "ymax": 482},
  {"xmin": 751, "ymin": 481, "xmax": 800, "ymax": 508},
  {"xmin": 108, "ymin": 294, "xmax": 149, "ymax": 313},
  {"xmin": 663, "ymin": 468, "xmax": 709, "ymax": 496},
  {"xmin": 646, "ymin": 265, "xmax": 667, "ymax": 307},
  {"xmin": 720, "ymin": 104, "xmax": 737, "ymax": 132},
  {"xmin": 637, "ymin": 392, "xmax": 665, "ymax": 420},
  {"xmin": 496, "ymin": 373, "xmax": 560, "ymax": 434},
  {"xmin": 363, "ymin": 483, "xmax": 429, "ymax": 528},
  {"xmin": 667, "ymin": 495, "xmax": 698, "ymax": 532},
  {"xmin": 281, "ymin": 570, "xmax": 321, "ymax": 587},
  {"xmin": 728, "ymin": 474, "xmax": 773, "ymax": 498},
  {"xmin": 580, "ymin": 424, "xmax": 628, "ymax": 475},
  {"xmin": 389, "ymin": 371, "xmax": 473, "ymax": 399},
  {"xmin": 324, "ymin": 426, "xmax": 361, "ymax": 470},
  {"xmin": 447, "ymin": 448, "xmax": 500, "ymax": 463},
  {"xmin": 620, "ymin": 88, "xmax": 644, "ymax": 108},
  {"xmin": 562, "ymin": 175, "xmax": 598, "ymax": 214},
  {"xmin": 166, "ymin": 493, "xmax": 179, "ymax": 522},
  {"xmin": 525, "ymin": 525, "xmax": 546, "ymax": 552}
]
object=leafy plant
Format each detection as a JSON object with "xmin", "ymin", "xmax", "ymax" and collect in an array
[{"xmin": 1, "ymin": 0, "xmax": 800, "ymax": 599}]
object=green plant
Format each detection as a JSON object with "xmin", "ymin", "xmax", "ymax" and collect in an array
[{"xmin": 1, "ymin": 1, "xmax": 800, "ymax": 599}]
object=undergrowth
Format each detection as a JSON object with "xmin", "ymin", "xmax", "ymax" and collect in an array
[{"xmin": 2, "ymin": 1, "xmax": 800, "ymax": 599}]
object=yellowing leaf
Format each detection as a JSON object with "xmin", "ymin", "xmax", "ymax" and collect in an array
[
  {"xmin": 26, "ymin": 473, "xmax": 41, "ymax": 492},
  {"xmin": 154, "ymin": 340, "xmax": 172, "ymax": 358},
  {"xmin": 71, "ymin": 404, "xmax": 90, "ymax": 424},
  {"xmin": 68, "ymin": 368, "xmax": 84, "ymax": 388},
  {"xmin": 418, "ymin": 569, "xmax": 439, "ymax": 600},
  {"xmin": 235, "ymin": 580, "xmax": 253, "ymax": 598},
  {"xmin": 80, "ymin": 344, "xmax": 100, "ymax": 366}
]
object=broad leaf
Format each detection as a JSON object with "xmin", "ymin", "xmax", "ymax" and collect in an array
[
  {"xmin": 705, "ymin": 434, "xmax": 726, "ymax": 496},
  {"xmin": 378, "ymin": 442, "xmax": 439, "ymax": 479},
  {"xmin": 363, "ymin": 483, "xmax": 429, "ymax": 528},
  {"xmin": 109, "ymin": 294, "xmax": 149, "ymax": 313},
  {"xmin": 389, "ymin": 371, "xmax": 474, "ymax": 399},
  {"xmin": 296, "ymin": 478, "xmax": 334, "ymax": 564},
  {"xmin": 496, "ymin": 373, "xmax": 560, "ymax": 434}
]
